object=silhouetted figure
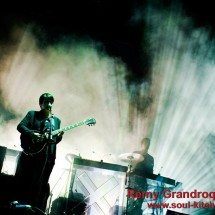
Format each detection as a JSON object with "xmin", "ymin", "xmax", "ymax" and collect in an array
[
  {"xmin": 128, "ymin": 137, "xmax": 154, "ymax": 215},
  {"xmin": 15, "ymin": 93, "xmax": 64, "ymax": 211}
]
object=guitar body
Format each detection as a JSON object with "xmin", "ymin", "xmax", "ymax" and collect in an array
[
  {"xmin": 20, "ymin": 132, "xmax": 56, "ymax": 155},
  {"xmin": 20, "ymin": 118, "xmax": 96, "ymax": 156}
]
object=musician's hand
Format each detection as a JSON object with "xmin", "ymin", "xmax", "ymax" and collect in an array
[
  {"xmin": 57, "ymin": 131, "xmax": 64, "ymax": 137},
  {"xmin": 32, "ymin": 132, "xmax": 43, "ymax": 140}
]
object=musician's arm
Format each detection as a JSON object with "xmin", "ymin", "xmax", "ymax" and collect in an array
[
  {"xmin": 55, "ymin": 118, "xmax": 64, "ymax": 143},
  {"xmin": 17, "ymin": 111, "xmax": 40, "ymax": 138},
  {"xmin": 150, "ymin": 156, "xmax": 154, "ymax": 174}
]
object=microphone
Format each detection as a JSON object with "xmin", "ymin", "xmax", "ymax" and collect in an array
[
  {"xmin": 74, "ymin": 149, "xmax": 82, "ymax": 158},
  {"xmin": 48, "ymin": 103, "xmax": 52, "ymax": 110},
  {"xmin": 92, "ymin": 152, "xmax": 112, "ymax": 162},
  {"xmin": 158, "ymin": 166, "xmax": 163, "ymax": 175},
  {"xmin": 101, "ymin": 153, "xmax": 112, "ymax": 162},
  {"xmin": 10, "ymin": 201, "xmax": 32, "ymax": 209},
  {"xmin": 15, "ymin": 204, "xmax": 32, "ymax": 209},
  {"xmin": 92, "ymin": 151, "xmax": 102, "ymax": 161}
]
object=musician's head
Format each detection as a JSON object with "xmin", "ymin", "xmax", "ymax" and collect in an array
[
  {"xmin": 140, "ymin": 138, "xmax": 151, "ymax": 153},
  {"xmin": 39, "ymin": 93, "xmax": 54, "ymax": 111}
]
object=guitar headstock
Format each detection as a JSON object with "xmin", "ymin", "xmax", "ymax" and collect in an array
[{"xmin": 84, "ymin": 118, "xmax": 96, "ymax": 126}]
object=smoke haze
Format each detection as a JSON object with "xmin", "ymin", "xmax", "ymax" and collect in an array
[{"xmin": 0, "ymin": 2, "xmax": 215, "ymax": 214}]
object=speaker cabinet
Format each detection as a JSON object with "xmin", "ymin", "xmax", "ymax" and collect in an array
[
  {"xmin": 0, "ymin": 146, "xmax": 7, "ymax": 172},
  {"xmin": 166, "ymin": 209, "xmax": 189, "ymax": 215}
]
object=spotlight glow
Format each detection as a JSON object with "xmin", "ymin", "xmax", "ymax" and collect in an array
[{"xmin": 0, "ymin": 4, "xmax": 215, "ymax": 214}]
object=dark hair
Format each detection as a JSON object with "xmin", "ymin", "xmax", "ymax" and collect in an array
[
  {"xmin": 39, "ymin": 93, "xmax": 54, "ymax": 104},
  {"xmin": 141, "ymin": 138, "xmax": 151, "ymax": 151}
]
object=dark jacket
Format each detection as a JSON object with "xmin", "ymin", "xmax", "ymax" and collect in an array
[
  {"xmin": 17, "ymin": 110, "xmax": 62, "ymax": 156},
  {"xmin": 132, "ymin": 151, "xmax": 154, "ymax": 176}
]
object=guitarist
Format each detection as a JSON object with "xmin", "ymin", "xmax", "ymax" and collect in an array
[{"xmin": 15, "ymin": 93, "xmax": 64, "ymax": 211}]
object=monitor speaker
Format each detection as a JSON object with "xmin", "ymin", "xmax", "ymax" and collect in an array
[
  {"xmin": 0, "ymin": 146, "xmax": 7, "ymax": 172},
  {"xmin": 166, "ymin": 209, "xmax": 189, "ymax": 215}
]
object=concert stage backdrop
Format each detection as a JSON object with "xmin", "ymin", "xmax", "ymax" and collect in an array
[{"xmin": 0, "ymin": 1, "xmax": 215, "ymax": 214}]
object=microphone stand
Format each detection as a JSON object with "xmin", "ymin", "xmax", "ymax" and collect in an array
[
  {"xmin": 44, "ymin": 108, "xmax": 54, "ymax": 214},
  {"xmin": 33, "ymin": 108, "xmax": 54, "ymax": 215},
  {"xmin": 48, "ymin": 108, "xmax": 53, "ymax": 141},
  {"xmin": 46, "ymin": 170, "xmax": 66, "ymax": 215},
  {"xmin": 124, "ymin": 160, "xmax": 132, "ymax": 215}
]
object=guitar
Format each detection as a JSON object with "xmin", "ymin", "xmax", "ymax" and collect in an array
[{"xmin": 21, "ymin": 118, "xmax": 96, "ymax": 155}]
